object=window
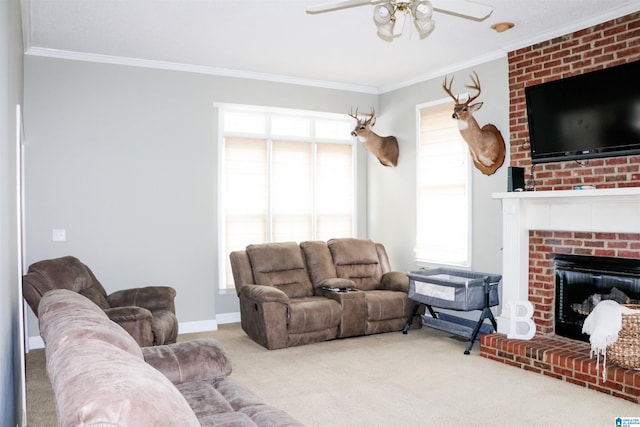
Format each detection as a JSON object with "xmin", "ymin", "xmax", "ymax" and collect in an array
[
  {"xmin": 415, "ymin": 100, "xmax": 471, "ymax": 267},
  {"xmin": 219, "ymin": 105, "xmax": 356, "ymax": 291}
]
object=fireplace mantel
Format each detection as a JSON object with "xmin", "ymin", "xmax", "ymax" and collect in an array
[{"xmin": 491, "ymin": 187, "xmax": 640, "ymax": 334}]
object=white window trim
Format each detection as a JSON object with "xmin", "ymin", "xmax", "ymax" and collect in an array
[
  {"xmin": 414, "ymin": 97, "xmax": 473, "ymax": 269},
  {"xmin": 215, "ymin": 103, "xmax": 358, "ymax": 293}
]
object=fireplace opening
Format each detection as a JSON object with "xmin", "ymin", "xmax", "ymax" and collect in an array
[{"xmin": 554, "ymin": 254, "xmax": 640, "ymax": 342}]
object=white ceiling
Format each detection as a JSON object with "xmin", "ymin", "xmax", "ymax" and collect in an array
[{"xmin": 23, "ymin": 0, "xmax": 640, "ymax": 93}]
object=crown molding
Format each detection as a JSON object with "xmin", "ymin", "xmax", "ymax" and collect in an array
[
  {"xmin": 24, "ymin": 47, "xmax": 381, "ymax": 95},
  {"xmin": 26, "ymin": 45, "xmax": 508, "ymax": 96}
]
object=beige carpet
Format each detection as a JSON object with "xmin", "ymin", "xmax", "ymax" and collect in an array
[{"xmin": 27, "ymin": 323, "xmax": 640, "ymax": 426}]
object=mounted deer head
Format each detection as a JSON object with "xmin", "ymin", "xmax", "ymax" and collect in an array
[
  {"xmin": 442, "ymin": 72, "xmax": 506, "ymax": 176},
  {"xmin": 349, "ymin": 107, "xmax": 399, "ymax": 167}
]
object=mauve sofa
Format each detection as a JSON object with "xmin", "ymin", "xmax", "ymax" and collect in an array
[
  {"xmin": 38, "ymin": 289, "xmax": 303, "ymax": 426},
  {"xmin": 229, "ymin": 238, "xmax": 422, "ymax": 350}
]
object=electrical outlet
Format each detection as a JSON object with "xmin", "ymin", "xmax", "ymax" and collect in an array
[{"xmin": 52, "ymin": 229, "xmax": 66, "ymax": 242}]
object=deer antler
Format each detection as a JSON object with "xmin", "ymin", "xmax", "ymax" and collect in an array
[
  {"xmin": 464, "ymin": 71, "xmax": 482, "ymax": 104},
  {"xmin": 365, "ymin": 108, "xmax": 376, "ymax": 127},
  {"xmin": 442, "ymin": 76, "xmax": 459, "ymax": 103},
  {"xmin": 348, "ymin": 107, "xmax": 376, "ymax": 126}
]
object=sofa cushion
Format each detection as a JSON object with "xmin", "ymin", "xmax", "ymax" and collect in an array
[
  {"xmin": 300, "ymin": 240, "xmax": 338, "ymax": 288},
  {"xmin": 216, "ymin": 377, "xmax": 303, "ymax": 427},
  {"xmin": 328, "ymin": 238, "xmax": 383, "ymax": 290},
  {"xmin": 178, "ymin": 377, "xmax": 304, "ymax": 427},
  {"xmin": 287, "ymin": 296, "xmax": 342, "ymax": 334},
  {"xmin": 143, "ymin": 338, "xmax": 232, "ymax": 385},
  {"xmin": 247, "ymin": 242, "xmax": 313, "ymax": 298},
  {"xmin": 365, "ymin": 290, "xmax": 411, "ymax": 321},
  {"xmin": 176, "ymin": 380, "xmax": 235, "ymax": 418}
]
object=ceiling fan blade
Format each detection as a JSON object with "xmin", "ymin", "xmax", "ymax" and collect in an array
[
  {"xmin": 432, "ymin": 0, "xmax": 493, "ymax": 21},
  {"xmin": 306, "ymin": 0, "xmax": 381, "ymax": 14},
  {"xmin": 394, "ymin": 13, "xmax": 406, "ymax": 36}
]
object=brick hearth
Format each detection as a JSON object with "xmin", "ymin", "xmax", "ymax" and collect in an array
[{"xmin": 480, "ymin": 334, "xmax": 640, "ymax": 403}]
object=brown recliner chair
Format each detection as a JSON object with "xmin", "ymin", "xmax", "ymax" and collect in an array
[{"xmin": 23, "ymin": 256, "xmax": 178, "ymax": 346}]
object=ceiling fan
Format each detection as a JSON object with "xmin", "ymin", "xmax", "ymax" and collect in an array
[{"xmin": 307, "ymin": 0, "xmax": 493, "ymax": 41}]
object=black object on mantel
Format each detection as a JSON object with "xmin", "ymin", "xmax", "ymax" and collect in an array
[{"xmin": 507, "ymin": 166, "xmax": 525, "ymax": 192}]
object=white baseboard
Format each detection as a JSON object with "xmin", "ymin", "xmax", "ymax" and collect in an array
[
  {"xmin": 216, "ymin": 311, "xmax": 241, "ymax": 324},
  {"xmin": 28, "ymin": 336, "xmax": 44, "ymax": 350},
  {"xmin": 178, "ymin": 319, "xmax": 218, "ymax": 334},
  {"xmin": 179, "ymin": 311, "xmax": 241, "ymax": 333},
  {"xmin": 26, "ymin": 312, "xmax": 242, "ymax": 351}
]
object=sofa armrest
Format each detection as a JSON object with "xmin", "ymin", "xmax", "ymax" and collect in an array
[
  {"xmin": 104, "ymin": 306, "xmax": 154, "ymax": 347},
  {"xmin": 107, "ymin": 286, "xmax": 176, "ymax": 312},
  {"xmin": 142, "ymin": 338, "xmax": 232, "ymax": 385},
  {"xmin": 237, "ymin": 285, "xmax": 290, "ymax": 350},
  {"xmin": 240, "ymin": 284, "xmax": 290, "ymax": 304},
  {"xmin": 380, "ymin": 271, "xmax": 410, "ymax": 292},
  {"xmin": 104, "ymin": 305, "xmax": 152, "ymax": 322}
]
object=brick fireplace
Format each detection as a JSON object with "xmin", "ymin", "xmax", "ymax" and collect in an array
[
  {"xmin": 498, "ymin": 10, "xmax": 640, "ymax": 329},
  {"xmin": 480, "ymin": 11, "xmax": 640, "ymax": 403},
  {"xmin": 529, "ymin": 230, "xmax": 640, "ymax": 336},
  {"xmin": 491, "ymin": 189, "xmax": 640, "ymax": 334},
  {"xmin": 484, "ymin": 187, "xmax": 640, "ymax": 403}
]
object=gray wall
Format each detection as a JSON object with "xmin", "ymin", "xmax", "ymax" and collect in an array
[
  {"xmin": 22, "ymin": 55, "xmax": 508, "ymax": 343},
  {"xmin": 1, "ymin": 0, "xmax": 24, "ymax": 424},
  {"xmin": 374, "ymin": 58, "xmax": 509, "ymax": 275},
  {"xmin": 22, "ymin": 56, "xmax": 376, "ymax": 339}
]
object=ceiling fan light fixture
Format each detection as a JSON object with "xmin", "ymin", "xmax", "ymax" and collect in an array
[
  {"xmin": 373, "ymin": 1, "xmax": 436, "ymax": 41},
  {"xmin": 414, "ymin": 17, "xmax": 435, "ymax": 39},
  {"xmin": 308, "ymin": 0, "xmax": 494, "ymax": 42},
  {"xmin": 373, "ymin": 3, "xmax": 395, "ymax": 25},
  {"xmin": 374, "ymin": 3, "xmax": 397, "ymax": 40},
  {"xmin": 412, "ymin": 0, "xmax": 433, "ymax": 20},
  {"xmin": 376, "ymin": 20, "xmax": 397, "ymax": 40}
]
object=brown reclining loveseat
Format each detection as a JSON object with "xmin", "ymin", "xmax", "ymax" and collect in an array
[{"xmin": 229, "ymin": 238, "xmax": 422, "ymax": 350}]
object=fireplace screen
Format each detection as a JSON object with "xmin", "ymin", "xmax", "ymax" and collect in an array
[{"xmin": 555, "ymin": 254, "xmax": 640, "ymax": 342}]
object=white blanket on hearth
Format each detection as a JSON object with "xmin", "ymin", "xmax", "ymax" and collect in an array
[{"xmin": 582, "ymin": 300, "xmax": 636, "ymax": 382}]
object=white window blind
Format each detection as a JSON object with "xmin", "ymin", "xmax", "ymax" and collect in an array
[
  {"xmin": 415, "ymin": 101, "xmax": 471, "ymax": 267},
  {"xmin": 219, "ymin": 106, "xmax": 355, "ymax": 291}
]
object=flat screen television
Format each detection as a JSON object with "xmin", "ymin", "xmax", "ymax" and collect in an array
[{"xmin": 525, "ymin": 60, "xmax": 640, "ymax": 164}]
